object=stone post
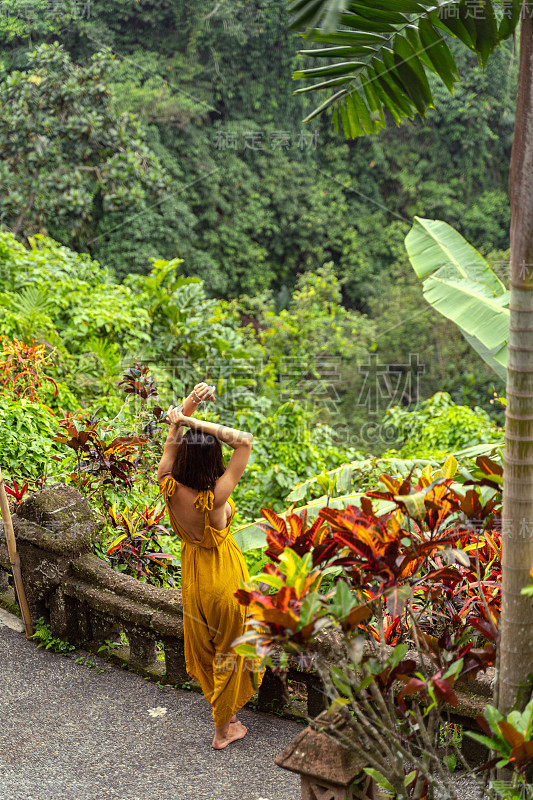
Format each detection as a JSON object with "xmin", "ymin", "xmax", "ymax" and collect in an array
[{"xmin": 0, "ymin": 484, "xmax": 98, "ymax": 634}]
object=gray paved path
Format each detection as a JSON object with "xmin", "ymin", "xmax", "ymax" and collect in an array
[{"xmin": 0, "ymin": 611, "xmax": 303, "ymax": 800}]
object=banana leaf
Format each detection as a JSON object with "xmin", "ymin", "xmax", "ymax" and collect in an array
[
  {"xmin": 405, "ymin": 217, "xmax": 509, "ymax": 381},
  {"xmin": 286, "ymin": 456, "xmax": 439, "ymax": 505},
  {"xmin": 450, "ymin": 441, "xmax": 504, "ymax": 460}
]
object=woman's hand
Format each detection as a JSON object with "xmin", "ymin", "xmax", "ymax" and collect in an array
[
  {"xmin": 179, "ymin": 381, "xmax": 215, "ymax": 420},
  {"xmin": 166, "ymin": 405, "xmax": 186, "ymax": 426},
  {"xmin": 191, "ymin": 382, "xmax": 216, "ymax": 403}
]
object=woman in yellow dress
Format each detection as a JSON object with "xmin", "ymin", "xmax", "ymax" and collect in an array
[{"xmin": 157, "ymin": 383, "xmax": 264, "ymax": 749}]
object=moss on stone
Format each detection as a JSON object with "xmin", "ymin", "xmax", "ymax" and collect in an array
[
  {"xmin": 13, "ymin": 484, "xmax": 98, "ymax": 554},
  {"xmin": 0, "ymin": 587, "xmax": 21, "ymax": 617}
]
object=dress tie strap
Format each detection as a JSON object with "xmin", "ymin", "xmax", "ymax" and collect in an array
[
  {"xmin": 194, "ymin": 489, "xmax": 214, "ymax": 512},
  {"xmin": 160, "ymin": 475, "xmax": 176, "ymax": 498}
]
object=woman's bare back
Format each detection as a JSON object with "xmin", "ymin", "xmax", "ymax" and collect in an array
[{"xmin": 167, "ymin": 481, "xmax": 232, "ymax": 541}]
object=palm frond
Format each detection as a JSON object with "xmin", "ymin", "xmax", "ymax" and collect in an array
[
  {"xmin": 289, "ymin": 0, "xmax": 520, "ymax": 136},
  {"xmin": 7, "ymin": 285, "xmax": 53, "ymax": 319}
]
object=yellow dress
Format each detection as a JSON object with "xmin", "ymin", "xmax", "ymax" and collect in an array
[{"xmin": 160, "ymin": 476, "xmax": 264, "ymax": 727}]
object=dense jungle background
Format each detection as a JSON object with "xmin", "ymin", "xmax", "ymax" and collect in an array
[{"xmin": 0, "ymin": 0, "xmax": 509, "ymax": 554}]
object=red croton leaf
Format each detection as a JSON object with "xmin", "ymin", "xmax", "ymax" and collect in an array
[
  {"xmin": 360, "ymin": 495, "xmax": 375, "ymax": 518},
  {"xmin": 509, "ymin": 740, "xmax": 533, "ymax": 767},
  {"xmin": 272, "ymin": 585, "xmax": 294, "ymax": 613},
  {"xmin": 432, "ymin": 677, "xmax": 458, "ymax": 707},
  {"xmin": 106, "ymin": 435, "xmax": 146, "ymax": 452},
  {"xmin": 287, "ymin": 514, "xmax": 304, "ymax": 539},
  {"xmin": 477, "ymin": 455, "xmax": 503, "ymax": 477},
  {"xmin": 470, "ymin": 615, "xmax": 498, "ymax": 642},
  {"xmin": 498, "ymin": 720, "xmax": 525, "ymax": 749},
  {"xmin": 340, "ymin": 604, "xmax": 373, "ymax": 632},
  {"xmin": 264, "ymin": 529, "xmax": 291, "ymax": 561},
  {"xmin": 253, "ymin": 608, "xmax": 299, "ymax": 632},
  {"xmin": 260, "ymin": 507, "xmax": 287, "ymax": 536},
  {"xmin": 397, "ymin": 677, "xmax": 427, "ymax": 710},
  {"xmin": 475, "ymin": 714, "xmax": 492, "ymax": 737},
  {"xmin": 378, "ymin": 658, "xmax": 417, "ymax": 690},
  {"xmin": 319, "ymin": 504, "xmax": 372, "ymax": 532},
  {"xmin": 423, "ymin": 566, "xmax": 463, "ymax": 584},
  {"xmin": 234, "ymin": 589, "xmax": 253, "ymax": 606}
]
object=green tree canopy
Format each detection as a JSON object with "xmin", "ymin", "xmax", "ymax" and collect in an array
[{"xmin": 0, "ymin": 42, "xmax": 169, "ymax": 248}]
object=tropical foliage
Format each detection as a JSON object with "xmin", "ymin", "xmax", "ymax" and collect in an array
[
  {"xmin": 284, "ymin": 0, "xmax": 533, "ymax": 720},
  {"xmin": 0, "ymin": 0, "xmax": 515, "ymax": 417},
  {"xmin": 233, "ymin": 454, "xmax": 516, "ymax": 798},
  {"xmin": 106, "ymin": 501, "xmax": 178, "ymax": 586},
  {"xmin": 386, "ymin": 391, "xmax": 503, "ymax": 457},
  {"xmin": 0, "ymin": 231, "xmax": 375, "ymax": 582}
]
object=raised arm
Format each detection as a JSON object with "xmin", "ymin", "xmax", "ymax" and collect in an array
[
  {"xmin": 157, "ymin": 383, "xmax": 214, "ymax": 483},
  {"xmin": 165, "ymin": 408, "xmax": 253, "ymax": 504}
]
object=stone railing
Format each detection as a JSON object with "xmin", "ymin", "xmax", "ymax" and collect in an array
[{"xmin": 0, "ymin": 484, "xmax": 493, "ymax": 764}]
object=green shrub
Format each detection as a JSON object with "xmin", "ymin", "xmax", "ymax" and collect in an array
[
  {"xmin": 0, "ymin": 396, "xmax": 63, "ymax": 481},
  {"xmin": 32, "ymin": 618, "xmax": 76, "ymax": 655},
  {"xmin": 386, "ymin": 392, "xmax": 503, "ymax": 458}
]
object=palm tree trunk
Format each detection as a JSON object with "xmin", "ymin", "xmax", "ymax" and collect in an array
[{"xmin": 499, "ymin": 7, "xmax": 533, "ymax": 713}]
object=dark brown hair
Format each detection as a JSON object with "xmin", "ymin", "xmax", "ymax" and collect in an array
[{"xmin": 171, "ymin": 429, "xmax": 225, "ymax": 491}]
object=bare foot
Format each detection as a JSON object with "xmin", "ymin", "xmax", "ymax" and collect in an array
[
  {"xmin": 212, "ymin": 721, "xmax": 247, "ymax": 749},
  {"xmin": 229, "ymin": 714, "xmax": 237, "ymax": 723}
]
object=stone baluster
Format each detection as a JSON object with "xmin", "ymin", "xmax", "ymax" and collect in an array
[{"xmin": 126, "ymin": 626, "xmax": 158, "ymax": 668}]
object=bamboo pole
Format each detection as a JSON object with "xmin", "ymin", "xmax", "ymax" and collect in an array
[{"xmin": 0, "ymin": 467, "xmax": 33, "ymax": 638}]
